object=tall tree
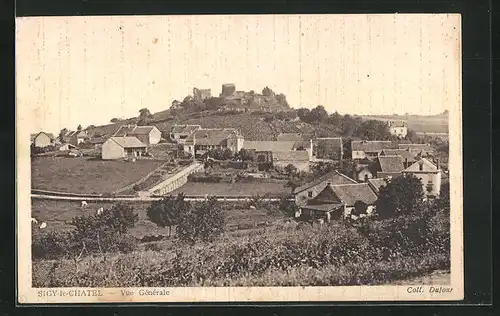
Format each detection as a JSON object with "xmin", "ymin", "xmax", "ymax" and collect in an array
[
  {"xmin": 307, "ymin": 105, "xmax": 328, "ymax": 123},
  {"xmin": 375, "ymin": 174, "xmax": 424, "ymax": 219},
  {"xmin": 77, "ymin": 125, "xmax": 82, "ymax": 131},
  {"xmin": 176, "ymin": 197, "xmax": 226, "ymax": 244},
  {"xmin": 146, "ymin": 194, "xmax": 188, "ymax": 237}
]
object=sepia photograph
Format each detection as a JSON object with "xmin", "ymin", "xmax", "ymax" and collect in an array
[{"xmin": 16, "ymin": 14, "xmax": 463, "ymax": 303}]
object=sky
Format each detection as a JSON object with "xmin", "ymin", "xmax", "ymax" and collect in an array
[{"xmin": 16, "ymin": 14, "xmax": 461, "ymax": 134}]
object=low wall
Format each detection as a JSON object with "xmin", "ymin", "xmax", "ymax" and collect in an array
[{"xmin": 149, "ymin": 162, "xmax": 204, "ymax": 196}]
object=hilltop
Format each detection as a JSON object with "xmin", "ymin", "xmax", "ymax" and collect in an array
[{"xmin": 83, "ymin": 85, "xmax": 448, "ymax": 142}]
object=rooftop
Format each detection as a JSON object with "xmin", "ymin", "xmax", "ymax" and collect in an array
[
  {"xmin": 273, "ymin": 150, "xmax": 310, "ymax": 162},
  {"xmin": 186, "ymin": 128, "xmax": 241, "ymax": 146},
  {"xmin": 170, "ymin": 124, "xmax": 202, "ymax": 134},
  {"xmin": 293, "ymin": 170, "xmax": 357, "ymax": 194},
  {"xmin": 377, "ymin": 155, "xmax": 405, "ymax": 173},
  {"xmin": 351, "ymin": 140, "xmax": 394, "ymax": 152},
  {"xmin": 243, "ymin": 140, "xmax": 295, "ymax": 152},
  {"xmin": 307, "ymin": 183, "xmax": 378, "ymax": 207},
  {"xmin": 108, "ymin": 136, "xmax": 146, "ymax": 148}
]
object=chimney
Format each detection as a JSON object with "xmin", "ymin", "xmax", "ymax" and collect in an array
[
  {"xmin": 405, "ymin": 158, "xmax": 408, "ymax": 168},
  {"xmin": 436, "ymin": 158, "xmax": 440, "ymax": 170}
]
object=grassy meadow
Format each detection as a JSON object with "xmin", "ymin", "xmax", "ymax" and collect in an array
[{"xmin": 31, "ymin": 157, "xmax": 164, "ymax": 194}]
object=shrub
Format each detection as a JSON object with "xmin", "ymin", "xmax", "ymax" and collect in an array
[
  {"xmin": 147, "ymin": 194, "xmax": 189, "ymax": 237},
  {"xmin": 176, "ymin": 197, "xmax": 226, "ymax": 244},
  {"xmin": 32, "ymin": 231, "xmax": 73, "ymax": 260}
]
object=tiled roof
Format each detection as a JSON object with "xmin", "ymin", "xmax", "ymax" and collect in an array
[
  {"xmin": 114, "ymin": 125, "xmax": 136, "ymax": 137},
  {"xmin": 377, "ymin": 155, "xmax": 405, "ymax": 173},
  {"xmin": 109, "ymin": 137, "xmax": 146, "ymax": 148},
  {"xmin": 403, "ymin": 158, "xmax": 438, "ymax": 172},
  {"xmin": 316, "ymin": 137, "xmax": 342, "ymax": 148},
  {"xmin": 306, "ymin": 183, "xmax": 378, "ymax": 207},
  {"xmin": 31, "ymin": 132, "xmax": 55, "ymax": 141},
  {"xmin": 293, "ymin": 170, "xmax": 357, "ymax": 194},
  {"xmin": 351, "ymin": 140, "xmax": 394, "ymax": 152},
  {"xmin": 331, "ymin": 183, "xmax": 378, "ymax": 206},
  {"xmin": 273, "ymin": 150, "xmax": 310, "ymax": 162},
  {"xmin": 277, "ymin": 133, "xmax": 303, "ymax": 141},
  {"xmin": 398, "ymin": 143, "xmax": 433, "ymax": 151},
  {"xmin": 292, "ymin": 140, "xmax": 312, "ymax": 150},
  {"xmin": 243, "ymin": 141, "xmax": 295, "ymax": 152},
  {"xmin": 130, "ymin": 126, "xmax": 157, "ymax": 135},
  {"xmin": 301, "ymin": 203, "xmax": 343, "ymax": 212},
  {"xmin": 170, "ymin": 124, "xmax": 201, "ymax": 134},
  {"xmin": 186, "ymin": 128, "xmax": 240, "ymax": 146},
  {"xmin": 367, "ymin": 178, "xmax": 389, "ymax": 194},
  {"xmin": 380, "ymin": 149, "xmax": 417, "ymax": 161}
]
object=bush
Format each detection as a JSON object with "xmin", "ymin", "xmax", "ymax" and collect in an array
[
  {"xmin": 176, "ymin": 197, "xmax": 226, "ymax": 244},
  {"xmin": 32, "ymin": 231, "xmax": 73, "ymax": 260}
]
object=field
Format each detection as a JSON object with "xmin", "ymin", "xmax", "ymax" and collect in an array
[
  {"xmin": 31, "ymin": 157, "xmax": 164, "ymax": 194},
  {"xmin": 362, "ymin": 114, "xmax": 449, "ymax": 134},
  {"xmin": 31, "ymin": 198, "xmax": 285, "ymax": 239},
  {"xmin": 170, "ymin": 181, "xmax": 290, "ymax": 197}
]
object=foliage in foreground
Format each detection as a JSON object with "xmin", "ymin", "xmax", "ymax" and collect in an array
[{"xmin": 32, "ymin": 208, "xmax": 449, "ymax": 287}]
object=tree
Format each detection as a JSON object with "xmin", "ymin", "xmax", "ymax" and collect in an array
[
  {"xmin": 58, "ymin": 128, "xmax": 68, "ymax": 142},
  {"xmin": 176, "ymin": 197, "xmax": 226, "ymax": 244},
  {"xmin": 278, "ymin": 196, "xmax": 299, "ymax": 217},
  {"xmin": 296, "ymin": 108, "xmax": 310, "ymax": 122},
  {"xmin": 357, "ymin": 120, "xmax": 391, "ymax": 141},
  {"xmin": 77, "ymin": 125, "xmax": 82, "ymax": 131},
  {"xmin": 375, "ymin": 174, "xmax": 424, "ymax": 219},
  {"xmin": 284, "ymin": 164, "xmax": 298, "ymax": 178},
  {"xmin": 146, "ymin": 194, "xmax": 189, "ymax": 237},
  {"xmin": 70, "ymin": 203, "xmax": 139, "ymax": 255},
  {"xmin": 101, "ymin": 203, "xmax": 139, "ymax": 235},
  {"xmin": 138, "ymin": 108, "xmax": 153, "ymax": 126},
  {"xmin": 352, "ymin": 200, "xmax": 368, "ymax": 216},
  {"xmin": 236, "ymin": 148, "xmax": 253, "ymax": 162},
  {"xmin": 306, "ymin": 105, "xmax": 328, "ymax": 123},
  {"xmin": 327, "ymin": 111, "xmax": 342, "ymax": 127}
]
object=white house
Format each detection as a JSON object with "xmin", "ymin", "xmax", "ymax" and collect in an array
[
  {"xmin": 114, "ymin": 125, "xmax": 161, "ymax": 145},
  {"xmin": 102, "ymin": 137, "xmax": 147, "ymax": 160},
  {"xmin": 31, "ymin": 132, "xmax": 54, "ymax": 148}
]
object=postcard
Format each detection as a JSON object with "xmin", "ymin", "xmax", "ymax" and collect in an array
[{"xmin": 16, "ymin": 14, "xmax": 463, "ymax": 303}]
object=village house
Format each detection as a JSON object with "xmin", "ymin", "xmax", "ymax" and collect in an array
[
  {"xmin": 379, "ymin": 148, "xmax": 418, "ymax": 168},
  {"xmin": 293, "ymin": 170, "xmax": 358, "ymax": 206},
  {"xmin": 101, "ymin": 137, "xmax": 147, "ymax": 160},
  {"xmin": 169, "ymin": 125, "xmax": 202, "ymax": 144},
  {"xmin": 315, "ymin": 137, "xmax": 343, "ymax": 160},
  {"xmin": 183, "ymin": 128, "xmax": 244, "ymax": 158},
  {"xmin": 242, "ymin": 139, "xmax": 313, "ymax": 170},
  {"xmin": 387, "ymin": 120, "xmax": 408, "ymax": 138},
  {"xmin": 351, "ymin": 140, "xmax": 394, "ymax": 160},
  {"xmin": 273, "ymin": 150, "xmax": 311, "ymax": 173},
  {"xmin": 242, "ymin": 140, "xmax": 296, "ymax": 163},
  {"xmin": 398, "ymin": 143, "xmax": 434, "ymax": 155},
  {"xmin": 114, "ymin": 124, "xmax": 161, "ymax": 145},
  {"xmin": 374, "ymin": 155, "xmax": 406, "ymax": 179},
  {"xmin": 402, "ymin": 157, "xmax": 442, "ymax": 197},
  {"xmin": 31, "ymin": 131, "xmax": 54, "ymax": 148},
  {"xmin": 298, "ymin": 183, "xmax": 378, "ymax": 223},
  {"xmin": 58, "ymin": 143, "xmax": 76, "ymax": 151}
]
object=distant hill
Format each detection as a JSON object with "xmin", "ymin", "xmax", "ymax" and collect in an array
[{"xmin": 361, "ymin": 113, "xmax": 449, "ymax": 134}]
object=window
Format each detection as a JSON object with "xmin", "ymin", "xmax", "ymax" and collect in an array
[
  {"xmin": 308, "ymin": 191, "xmax": 313, "ymax": 198},
  {"xmin": 419, "ymin": 163, "xmax": 423, "ymax": 171}
]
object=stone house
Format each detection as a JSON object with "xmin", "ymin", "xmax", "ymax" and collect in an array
[
  {"xmin": 183, "ymin": 128, "xmax": 244, "ymax": 158},
  {"xmin": 402, "ymin": 158, "xmax": 442, "ymax": 197},
  {"xmin": 315, "ymin": 137, "xmax": 343, "ymax": 160},
  {"xmin": 351, "ymin": 140, "xmax": 394, "ymax": 160},
  {"xmin": 114, "ymin": 124, "xmax": 161, "ymax": 145},
  {"xmin": 298, "ymin": 183, "xmax": 378, "ymax": 223},
  {"xmin": 293, "ymin": 170, "xmax": 358, "ymax": 207},
  {"xmin": 169, "ymin": 125, "xmax": 202, "ymax": 144}
]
